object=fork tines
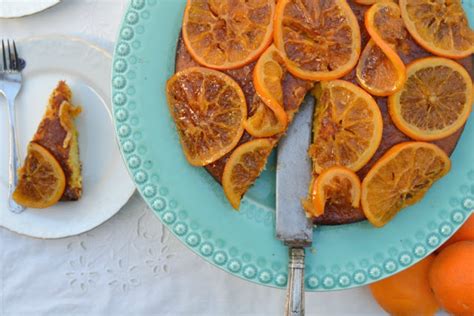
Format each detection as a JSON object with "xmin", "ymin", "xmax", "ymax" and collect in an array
[{"xmin": 1, "ymin": 39, "xmax": 20, "ymax": 72}]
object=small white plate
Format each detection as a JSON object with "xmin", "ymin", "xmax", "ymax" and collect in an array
[
  {"xmin": 0, "ymin": 35, "xmax": 135, "ymax": 239},
  {"xmin": 0, "ymin": 0, "xmax": 60, "ymax": 18}
]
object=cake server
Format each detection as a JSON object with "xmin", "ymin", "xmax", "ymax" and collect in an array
[{"xmin": 276, "ymin": 95, "xmax": 315, "ymax": 316}]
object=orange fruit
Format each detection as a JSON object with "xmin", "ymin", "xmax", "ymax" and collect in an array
[
  {"xmin": 439, "ymin": 214, "xmax": 474, "ymax": 251},
  {"xmin": 274, "ymin": 0, "xmax": 361, "ymax": 81},
  {"xmin": 370, "ymin": 255, "xmax": 440, "ymax": 316},
  {"xmin": 399, "ymin": 0, "xmax": 474, "ymax": 59},
  {"xmin": 166, "ymin": 67, "xmax": 247, "ymax": 166},
  {"xmin": 361, "ymin": 142, "xmax": 451, "ymax": 227},
  {"xmin": 182, "ymin": 0, "xmax": 275, "ymax": 70},
  {"xmin": 357, "ymin": 1, "xmax": 407, "ymax": 96},
  {"xmin": 309, "ymin": 166, "xmax": 361, "ymax": 217},
  {"xmin": 389, "ymin": 57, "xmax": 473, "ymax": 141},
  {"xmin": 309, "ymin": 80, "xmax": 383, "ymax": 174},
  {"xmin": 356, "ymin": 40, "xmax": 406, "ymax": 97},
  {"xmin": 222, "ymin": 138, "xmax": 275, "ymax": 209},
  {"xmin": 13, "ymin": 142, "xmax": 66, "ymax": 209},
  {"xmin": 245, "ymin": 44, "xmax": 288, "ymax": 137},
  {"xmin": 429, "ymin": 241, "xmax": 474, "ymax": 315}
]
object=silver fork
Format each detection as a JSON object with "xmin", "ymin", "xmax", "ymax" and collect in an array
[{"xmin": 0, "ymin": 40, "xmax": 25, "ymax": 213}]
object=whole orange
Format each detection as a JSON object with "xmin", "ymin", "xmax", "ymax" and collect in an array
[
  {"xmin": 439, "ymin": 214, "xmax": 474, "ymax": 251},
  {"xmin": 429, "ymin": 241, "xmax": 474, "ymax": 315},
  {"xmin": 370, "ymin": 255, "xmax": 439, "ymax": 316}
]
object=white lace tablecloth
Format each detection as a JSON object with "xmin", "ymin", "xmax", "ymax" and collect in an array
[{"xmin": 0, "ymin": 1, "xmax": 385, "ymax": 315}]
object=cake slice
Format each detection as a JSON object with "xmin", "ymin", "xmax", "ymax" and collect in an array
[
  {"xmin": 34, "ymin": 81, "xmax": 82, "ymax": 200},
  {"xmin": 13, "ymin": 81, "xmax": 82, "ymax": 208}
]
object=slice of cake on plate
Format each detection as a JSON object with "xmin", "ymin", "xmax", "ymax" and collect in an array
[{"xmin": 13, "ymin": 81, "xmax": 82, "ymax": 208}]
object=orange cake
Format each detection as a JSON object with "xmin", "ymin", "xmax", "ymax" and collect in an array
[
  {"xmin": 167, "ymin": 0, "xmax": 473, "ymax": 227},
  {"xmin": 13, "ymin": 81, "xmax": 82, "ymax": 208}
]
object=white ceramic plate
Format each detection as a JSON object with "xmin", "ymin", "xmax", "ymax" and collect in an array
[
  {"xmin": 0, "ymin": 0, "xmax": 60, "ymax": 18},
  {"xmin": 0, "ymin": 35, "xmax": 135, "ymax": 238}
]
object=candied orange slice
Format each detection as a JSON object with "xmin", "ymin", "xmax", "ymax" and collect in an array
[
  {"xmin": 245, "ymin": 45, "xmax": 288, "ymax": 137},
  {"xmin": 365, "ymin": 0, "xmax": 407, "ymax": 50},
  {"xmin": 361, "ymin": 142, "xmax": 451, "ymax": 227},
  {"xmin": 222, "ymin": 138, "xmax": 275, "ymax": 209},
  {"xmin": 245, "ymin": 96, "xmax": 286, "ymax": 138},
  {"xmin": 309, "ymin": 80, "xmax": 383, "ymax": 174},
  {"xmin": 388, "ymin": 57, "xmax": 473, "ymax": 141},
  {"xmin": 357, "ymin": 1, "xmax": 407, "ymax": 96},
  {"xmin": 356, "ymin": 40, "xmax": 406, "ymax": 97},
  {"xmin": 308, "ymin": 166, "xmax": 361, "ymax": 217},
  {"xmin": 274, "ymin": 0, "xmax": 361, "ymax": 81},
  {"xmin": 399, "ymin": 0, "xmax": 474, "ymax": 59},
  {"xmin": 182, "ymin": 0, "xmax": 275, "ymax": 70},
  {"xmin": 166, "ymin": 67, "xmax": 247, "ymax": 166},
  {"xmin": 13, "ymin": 142, "xmax": 66, "ymax": 209}
]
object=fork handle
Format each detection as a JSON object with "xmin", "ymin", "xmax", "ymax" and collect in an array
[{"xmin": 7, "ymin": 98, "xmax": 25, "ymax": 213}]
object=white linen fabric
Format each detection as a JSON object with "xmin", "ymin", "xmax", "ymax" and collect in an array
[{"xmin": 0, "ymin": 1, "xmax": 387, "ymax": 315}]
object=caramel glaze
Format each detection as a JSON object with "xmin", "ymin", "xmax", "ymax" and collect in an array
[{"xmin": 174, "ymin": 1, "xmax": 472, "ymax": 224}]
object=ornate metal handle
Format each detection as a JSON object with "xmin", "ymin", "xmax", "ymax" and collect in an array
[
  {"xmin": 7, "ymin": 98, "xmax": 25, "ymax": 213},
  {"xmin": 285, "ymin": 247, "xmax": 305, "ymax": 316}
]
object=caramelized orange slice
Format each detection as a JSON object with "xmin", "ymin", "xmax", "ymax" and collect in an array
[
  {"xmin": 13, "ymin": 142, "xmax": 66, "ymax": 209},
  {"xmin": 245, "ymin": 45, "xmax": 288, "ymax": 137},
  {"xmin": 362, "ymin": 142, "xmax": 451, "ymax": 227},
  {"xmin": 399, "ymin": 0, "xmax": 474, "ymax": 59},
  {"xmin": 166, "ymin": 67, "xmax": 247, "ymax": 166},
  {"xmin": 356, "ymin": 40, "xmax": 406, "ymax": 97},
  {"xmin": 245, "ymin": 96, "xmax": 286, "ymax": 138},
  {"xmin": 309, "ymin": 80, "xmax": 383, "ymax": 174},
  {"xmin": 309, "ymin": 166, "xmax": 361, "ymax": 217},
  {"xmin": 357, "ymin": 1, "xmax": 407, "ymax": 96},
  {"xmin": 222, "ymin": 138, "xmax": 275, "ymax": 209},
  {"xmin": 365, "ymin": 0, "xmax": 407, "ymax": 51},
  {"xmin": 274, "ymin": 0, "xmax": 361, "ymax": 81},
  {"xmin": 182, "ymin": 0, "xmax": 275, "ymax": 70},
  {"xmin": 388, "ymin": 57, "xmax": 473, "ymax": 141}
]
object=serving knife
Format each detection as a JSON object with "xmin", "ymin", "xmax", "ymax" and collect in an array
[{"xmin": 276, "ymin": 96, "xmax": 315, "ymax": 316}]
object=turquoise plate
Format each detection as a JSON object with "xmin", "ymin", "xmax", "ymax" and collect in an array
[{"xmin": 112, "ymin": 0, "xmax": 474, "ymax": 290}]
